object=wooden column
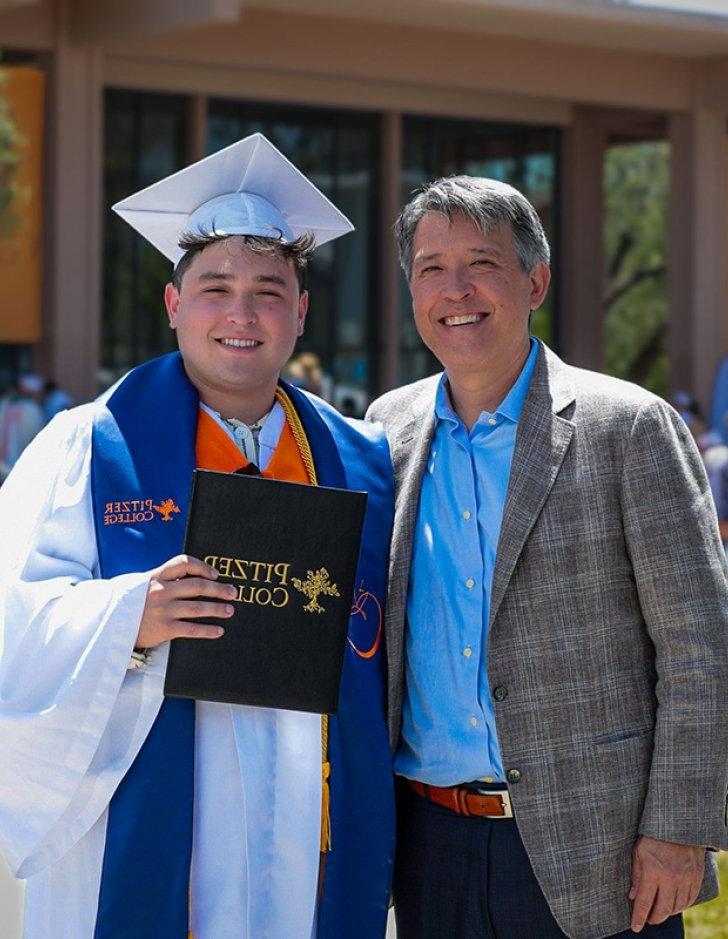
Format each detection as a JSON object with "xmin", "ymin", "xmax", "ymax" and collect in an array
[
  {"xmin": 559, "ymin": 106, "xmax": 607, "ymax": 371},
  {"xmin": 668, "ymin": 108, "xmax": 728, "ymax": 411},
  {"xmin": 187, "ymin": 93, "xmax": 208, "ymax": 162},
  {"xmin": 376, "ymin": 110, "xmax": 402, "ymax": 394},
  {"xmin": 39, "ymin": 0, "xmax": 103, "ymax": 400}
]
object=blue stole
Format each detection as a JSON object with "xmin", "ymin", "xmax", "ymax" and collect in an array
[{"xmin": 90, "ymin": 353, "xmax": 395, "ymax": 938}]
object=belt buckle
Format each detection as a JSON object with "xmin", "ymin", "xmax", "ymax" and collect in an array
[
  {"xmin": 498, "ymin": 789, "xmax": 514, "ymax": 818},
  {"xmin": 476, "ymin": 787, "xmax": 514, "ymax": 819}
]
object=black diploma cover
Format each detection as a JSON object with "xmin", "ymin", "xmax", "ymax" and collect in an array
[{"xmin": 164, "ymin": 469, "xmax": 367, "ymax": 714}]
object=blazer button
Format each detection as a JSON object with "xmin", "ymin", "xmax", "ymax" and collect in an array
[
  {"xmin": 506, "ymin": 768, "xmax": 522, "ymax": 784},
  {"xmin": 493, "ymin": 685, "xmax": 508, "ymax": 702}
]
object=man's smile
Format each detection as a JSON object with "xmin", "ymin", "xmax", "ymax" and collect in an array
[{"xmin": 440, "ymin": 312, "xmax": 488, "ymax": 327}]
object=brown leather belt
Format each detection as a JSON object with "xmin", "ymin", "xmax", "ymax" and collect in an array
[{"xmin": 405, "ymin": 779, "xmax": 513, "ymax": 818}]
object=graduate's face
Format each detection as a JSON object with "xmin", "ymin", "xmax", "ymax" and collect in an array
[{"xmin": 164, "ymin": 238, "xmax": 308, "ymax": 416}]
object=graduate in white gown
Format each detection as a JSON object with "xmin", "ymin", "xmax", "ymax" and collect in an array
[{"xmin": 0, "ymin": 135, "xmax": 395, "ymax": 939}]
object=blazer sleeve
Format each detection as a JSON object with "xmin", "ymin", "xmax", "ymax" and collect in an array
[{"xmin": 620, "ymin": 398, "xmax": 728, "ymax": 849}]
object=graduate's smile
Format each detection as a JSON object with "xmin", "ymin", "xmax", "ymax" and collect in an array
[{"xmin": 217, "ymin": 337, "xmax": 263, "ymax": 349}]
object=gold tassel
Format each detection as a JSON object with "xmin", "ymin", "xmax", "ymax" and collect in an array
[
  {"xmin": 320, "ymin": 758, "xmax": 332, "ymax": 852},
  {"xmin": 320, "ymin": 711, "xmax": 331, "ymax": 852}
]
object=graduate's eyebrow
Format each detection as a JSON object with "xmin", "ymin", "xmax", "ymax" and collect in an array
[
  {"xmin": 196, "ymin": 271, "xmax": 288, "ymax": 287},
  {"xmin": 254, "ymin": 274, "xmax": 288, "ymax": 287},
  {"xmin": 197, "ymin": 271, "xmax": 234, "ymax": 283}
]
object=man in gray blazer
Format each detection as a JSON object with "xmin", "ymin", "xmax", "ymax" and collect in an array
[{"xmin": 367, "ymin": 176, "xmax": 728, "ymax": 939}]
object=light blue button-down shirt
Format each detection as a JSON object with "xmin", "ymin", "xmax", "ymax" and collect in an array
[{"xmin": 395, "ymin": 340, "xmax": 539, "ymax": 786}]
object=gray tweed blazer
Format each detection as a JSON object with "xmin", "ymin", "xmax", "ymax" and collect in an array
[{"xmin": 367, "ymin": 342, "xmax": 728, "ymax": 939}]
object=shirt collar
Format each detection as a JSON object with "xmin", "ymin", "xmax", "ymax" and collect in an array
[
  {"xmin": 435, "ymin": 338, "xmax": 539, "ymax": 428},
  {"xmin": 199, "ymin": 400, "xmax": 286, "ymax": 467}
]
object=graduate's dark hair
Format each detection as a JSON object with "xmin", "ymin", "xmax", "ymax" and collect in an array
[{"xmin": 171, "ymin": 231, "xmax": 315, "ymax": 292}]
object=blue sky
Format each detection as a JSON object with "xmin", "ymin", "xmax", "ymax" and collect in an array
[{"xmin": 615, "ymin": 0, "xmax": 728, "ymax": 18}]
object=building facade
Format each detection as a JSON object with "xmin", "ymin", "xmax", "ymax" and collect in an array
[{"xmin": 1, "ymin": 0, "xmax": 727, "ymax": 412}]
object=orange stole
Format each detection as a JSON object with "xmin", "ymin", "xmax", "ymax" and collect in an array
[{"xmin": 195, "ymin": 407, "xmax": 311, "ymax": 483}]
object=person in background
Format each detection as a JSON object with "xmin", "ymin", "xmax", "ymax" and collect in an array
[
  {"xmin": 285, "ymin": 350, "xmax": 332, "ymax": 400},
  {"xmin": 43, "ymin": 379, "xmax": 73, "ymax": 423},
  {"xmin": 673, "ymin": 391, "xmax": 728, "ymax": 553},
  {"xmin": 701, "ymin": 431, "xmax": 728, "ymax": 552},
  {"xmin": 0, "ymin": 374, "xmax": 45, "ymax": 482}
]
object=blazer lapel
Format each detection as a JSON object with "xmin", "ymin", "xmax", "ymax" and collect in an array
[
  {"xmin": 384, "ymin": 378, "xmax": 437, "ymax": 744},
  {"xmin": 489, "ymin": 346, "xmax": 575, "ymax": 628},
  {"xmin": 388, "ymin": 394, "xmax": 436, "ymax": 605}
]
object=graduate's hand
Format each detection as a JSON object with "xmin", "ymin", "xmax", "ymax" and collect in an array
[
  {"xmin": 136, "ymin": 554, "xmax": 236, "ymax": 648},
  {"xmin": 628, "ymin": 835, "xmax": 705, "ymax": 932}
]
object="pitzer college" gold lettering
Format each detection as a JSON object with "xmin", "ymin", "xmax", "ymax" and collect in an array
[{"xmin": 204, "ymin": 556, "xmax": 291, "ymax": 609}]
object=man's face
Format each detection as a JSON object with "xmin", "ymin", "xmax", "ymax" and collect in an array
[
  {"xmin": 409, "ymin": 212, "xmax": 550, "ymax": 376},
  {"xmin": 164, "ymin": 237, "xmax": 308, "ymax": 408}
]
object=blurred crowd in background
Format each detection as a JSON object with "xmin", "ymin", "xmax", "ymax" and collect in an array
[
  {"xmin": 673, "ymin": 387, "xmax": 728, "ymax": 557},
  {"xmin": 0, "ymin": 374, "xmax": 72, "ymax": 483}
]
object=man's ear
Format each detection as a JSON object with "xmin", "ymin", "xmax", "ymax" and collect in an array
[
  {"xmin": 164, "ymin": 282, "xmax": 180, "ymax": 329},
  {"xmin": 529, "ymin": 262, "xmax": 551, "ymax": 312},
  {"xmin": 297, "ymin": 290, "xmax": 309, "ymax": 337}
]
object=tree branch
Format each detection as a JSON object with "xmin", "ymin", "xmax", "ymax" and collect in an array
[{"xmin": 603, "ymin": 264, "xmax": 664, "ymax": 311}]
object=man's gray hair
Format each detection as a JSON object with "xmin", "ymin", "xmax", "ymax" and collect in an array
[{"xmin": 395, "ymin": 175, "xmax": 551, "ymax": 277}]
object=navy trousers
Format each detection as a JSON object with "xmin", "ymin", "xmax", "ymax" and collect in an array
[{"xmin": 393, "ymin": 781, "xmax": 684, "ymax": 939}]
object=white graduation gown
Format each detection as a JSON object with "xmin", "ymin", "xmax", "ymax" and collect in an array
[{"xmin": 0, "ymin": 404, "xmax": 321, "ymax": 939}]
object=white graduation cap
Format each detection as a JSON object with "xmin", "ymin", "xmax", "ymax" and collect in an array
[{"xmin": 112, "ymin": 133, "xmax": 354, "ymax": 266}]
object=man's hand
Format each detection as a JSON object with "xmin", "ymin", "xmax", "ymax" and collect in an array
[
  {"xmin": 136, "ymin": 554, "xmax": 237, "ymax": 649},
  {"xmin": 629, "ymin": 835, "xmax": 705, "ymax": 932}
]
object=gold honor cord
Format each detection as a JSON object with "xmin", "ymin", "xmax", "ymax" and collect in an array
[{"xmin": 275, "ymin": 387, "xmax": 332, "ymax": 854}]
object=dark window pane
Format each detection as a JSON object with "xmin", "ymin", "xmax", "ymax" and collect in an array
[{"xmin": 102, "ymin": 90, "xmax": 188, "ymax": 386}]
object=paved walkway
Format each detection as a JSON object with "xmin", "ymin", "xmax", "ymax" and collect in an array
[{"xmin": 0, "ymin": 854, "xmax": 22, "ymax": 939}]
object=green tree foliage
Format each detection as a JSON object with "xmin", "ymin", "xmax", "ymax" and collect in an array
[
  {"xmin": 0, "ymin": 67, "xmax": 24, "ymax": 238},
  {"xmin": 603, "ymin": 141, "xmax": 669, "ymax": 396},
  {"xmin": 684, "ymin": 852, "xmax": 728, "ymax": 938}
]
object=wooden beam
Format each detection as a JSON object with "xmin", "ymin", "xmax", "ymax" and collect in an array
[
  {"xmin": 69, "ymin": 0, "xmax": 241, "ymax": 45},
  {"xmin": 103, "ymin": 9, "xmax": 693, "ymax": 112}
]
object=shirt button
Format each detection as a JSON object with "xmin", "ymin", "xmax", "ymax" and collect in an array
[
  {"xmin": 506, "ymin": 768, "xmax": 522, "ymax": 784},
  {"xmin": 493, "ymin": 685, "xmax": 508, "ymax": 702},
  {"xmin": 488, "ymin": 417, "xmax": 497, "ymax": 426},
  {"xmin": 466, "ymin": 578, "xmax": 475, "ymax": 589},
  {"xmin": 462, "ymin": 509, "xmax": 471, "ymax": 520},
  {"xmin": 463, "ymin": 647, "xmax": 472, "ymax": 658},
  {"xmin": 469, "ymin": 716, "xmax": 478, "ymax": 727}
]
